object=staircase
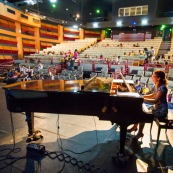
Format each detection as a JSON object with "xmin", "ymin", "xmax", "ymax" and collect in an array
[{"xmin": 157, "ymin": 41, "xmax": 171, "ymax": 56}]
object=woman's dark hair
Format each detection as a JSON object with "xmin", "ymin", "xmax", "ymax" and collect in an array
[{"xmin": 154, "ymin": 70, "xmax": 168, "ymax": 86}]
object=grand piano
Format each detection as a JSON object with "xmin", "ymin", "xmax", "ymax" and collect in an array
[{"xmin": 3, "ymin": 77, "xmax": 153, "ymax": 158}]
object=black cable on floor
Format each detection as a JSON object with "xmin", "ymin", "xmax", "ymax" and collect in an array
[
  {"xmin": 45, "ymin": 150, "xmax": 108, "ymax": 173},
  {"xmin": 54, "ymin": 114, "xmax": 108, "ymax": 173},
  {"xmin": 0, "ymin": 112, "xmax": 23, "ymax": 171}
]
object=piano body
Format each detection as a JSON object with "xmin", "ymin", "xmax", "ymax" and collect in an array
[{"xmin": 3, "ymin": 77, "xmax": 153, "ymax": 155}]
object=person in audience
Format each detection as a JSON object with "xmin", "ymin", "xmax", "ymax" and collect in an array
[
  {"xmin": 68, "ymin": 50, "xmax": 72, "ymax": 56},
  {"xmin": 144, "ymin": 48, "xmax": 150, "ymax": 63},
  {"xmin": 99, "ymin": 55, "xmax": 104, "ymax": 60},
  {"xmin": 128, "ymin": 70, "xmax": 168, "ymax": 139},
  {"xmin": 136, "ymin": 43, "xmax": 140, "ymax": 47},
  {"xmin": 149, "ymin": 46, "xmax": 155, "ymax": 62},
  {"xmin": 6, "ymin": 70, "xmax": 18, "ymax": 84},
  {"xmin": 141, "ymin": 83, "xmax": 150, "ymax": 95},
  {"xmin": 161, "ymin": 54, "xmax": 165, "ymax": 59},
  {"xmin": 135, "ymin": 79, "xmax": 142, "ymax": 93},
  {"xmin": 20, "ymin": 71, "xmax": 29, "ymax": 81},
  {"xmin": 138, "ymin": 50, "xmax": 143, "ymax": 55},
  {"xmin": 167, "ymin": 89, "xmax": 172, "ymax": 103},
  {"xmin": 34, "ymin": 72, "xmax": 44, "ymax": 80},
  {"xmin": 74, "ymin": 49, "xmax": 78, "ymax": 60},
  {"xmin": 116, "ymin": 56, "xmax": 121, "ymax": 64},
  {"xmin": 20, "ymin": 65, "xmax": 28, "ymax": 73},
  {"xmin": 68, "ymin": 57, "xmax": 75, "ymax": 70},
  {"xmin": 37, "ymin": 62, "xmax": 44, "ymax": 70}
]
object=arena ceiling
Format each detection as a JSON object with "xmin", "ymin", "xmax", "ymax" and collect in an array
[{"xmin": 3, "ymin": 0, "xmax": 113, "ymax": 24}]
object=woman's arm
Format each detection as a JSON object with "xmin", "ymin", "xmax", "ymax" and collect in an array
[
  {"xmin": 143, "ymin": 93, "xmax": 155, "ymax": 99},
  {"xmin": 144, "ymin": 90, "xmax": 163, "ymax": 104}
]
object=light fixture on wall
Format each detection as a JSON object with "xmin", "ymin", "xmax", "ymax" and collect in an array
[
  {"xmin": 116, "ymin": 21, "xmax": 122, "ymax": 26},
  {"xmin": 93, "ymin": 22, "xmax": 98, "ymax": 28},
  {"xmin": 141, "ymin": 19, "xmax": 148, "ymax": 25}
]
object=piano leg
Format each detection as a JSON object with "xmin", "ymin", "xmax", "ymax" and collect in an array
[
  {"xmin": 112, "ymin": 124, "xmax": 129, "ymax": 166},
  {"xmin": 119, "ymin": 124, "xmax": 128, "ymax": 155},
  {"xmin": 26, "ymin": 112, "xmax": 34, "ymax": 135},
  {"xmin": 25, "ymin": 112, "xmax": 43, "ymax": 142}
]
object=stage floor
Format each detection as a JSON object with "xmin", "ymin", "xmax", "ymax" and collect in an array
[{"xmin": 0, "ymin": 83, "xmax": 173, "ymax": 173}]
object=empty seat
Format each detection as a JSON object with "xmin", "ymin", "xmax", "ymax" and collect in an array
[
  {"xmin": 168, "ymin": 80, "xmax": 173, "ymax": 89},
  {"xmin": 140, "ymin": 77, "xmax": 149, "ymax": 86},
  {"xmin": 144, "ymin": 71, "xmax": 153, "ymax": 77},
  {"xmin": 132, "ymin": 76, "xmax": 140, "ymax": 83},
  {"xmin": 77, "ymin": 66, "xmax": 83, "ymax": 72},
  {"xmin": 97, "ymin": 73, "xmax": 104, "ymax": 77},
  {"xmin": 136, "ymin": 70, "xmax": 144, "ymax": 77},
  {"xmin": 125, "ymin": 75, "xmax": 132, "ymax": 80}
]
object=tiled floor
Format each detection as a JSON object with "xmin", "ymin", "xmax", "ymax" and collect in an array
[{"xmin": 0, "ymin": 83, "xmax": 173, "ymax": 173}]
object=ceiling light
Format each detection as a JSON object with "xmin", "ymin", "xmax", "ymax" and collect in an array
[
  {"xmin": 50, "ymin": 0, "xmax": 57, "ymax": 3},
  {"xmin": 25, "ymin": 0, "xmax": 37, "ymax": 5}
]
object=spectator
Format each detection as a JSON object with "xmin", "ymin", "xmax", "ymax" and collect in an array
[
  {"xmin": 150, "ymin": 46, "xmax": 156, "ymax": 62},
  {"xmin": 74, "ymin": 49, "xmax": 78, "ymax": 60},
  {"xmin": 144, "ymin": 48, "xmax": 149, "ymax": 63},
  {"xmin": 135, "ymin": 79, "xmax": 142, "ymax": 93},
  {"xmin": 141, "ymin": 83, "xmax": 150, "ymax": 95}
]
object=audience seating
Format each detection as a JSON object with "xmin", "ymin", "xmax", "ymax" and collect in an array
[
  {"xmin": 144, "ymin": 71, "xmax": 153, "ymax": 77},
  {"xmin": 140, "ymin": 77, "xmax": 149, "ymax": 86},
  {"xmin": 136, "ymin": 70, "xmax": 144, "ymax": 77}
]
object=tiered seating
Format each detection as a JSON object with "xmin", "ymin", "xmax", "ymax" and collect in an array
[
  {"xmin": 165, "ymin": 40, "xmax": 173, "ymax": 60},
  {"xmin": 23, "ymin": 39, "xmax": 36, "ymax": 55},
  {"xmin": 0, "ymin": 18, "xmax": 15, "ymax": 31},
  {"xmin": 39, "ymin": 38, "xmax": 97, "ymax": 55},
  {"xmin": 21, "ymin": 25, "xmax": 34, "ymax": 36},
  {"xmin": 0, "ymin": 56, "xmax": 14, "ymax": 74},
  {"xmin": 40, "ymin": 23, "xmax": 58, "ymax": 39},
  {"xmin": 79, "ymin": 37, "xmax": 162, "ymax": 63},
  {"xmin": 23, "ymin": 48, "xmax": 35, "ymax": 55},
  {"xmin": 40, "ymin": 42, "xmax": 53, "ymax": 49},
  {"xmin": 0, "ymin": 35, "xmax": 18, "ymax": 55}
]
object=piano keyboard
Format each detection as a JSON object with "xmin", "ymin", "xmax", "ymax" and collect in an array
[{"xmin": 142, "ymin": 103, "xmax": 154, "ymax": 114}]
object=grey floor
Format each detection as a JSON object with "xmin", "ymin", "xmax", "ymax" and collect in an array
[{"xmin": 0, "ymin": 83, "xmax": 173, "ymax": 173}]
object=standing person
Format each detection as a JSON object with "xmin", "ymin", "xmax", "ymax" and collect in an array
[
  {"xmin": 150, "ymin": 46, "xmax": 155, "ymax": 62},
  {"xmin": 144, "ymin": 48, "xmax": 149, "ymax": 63},
  {"xmin": 74, "ymin": 49, "xmax": 78, "ymax": 60},
  {"xmin": 68, "ymin": 57, "xmax": 75, "ymax": 71},
  {"xmin": 131, "ymin": 70, "xmax": 168, "ymax": 140}
]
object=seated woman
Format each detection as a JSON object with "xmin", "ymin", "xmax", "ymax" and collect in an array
[{"xmin": 128, "ymin": 70, "xmax": 168, "ymax": 139}]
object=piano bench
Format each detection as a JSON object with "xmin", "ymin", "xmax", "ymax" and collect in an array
[{"xmin": 150, "ymin": 116, "xmax": 173, "ymax": 147}]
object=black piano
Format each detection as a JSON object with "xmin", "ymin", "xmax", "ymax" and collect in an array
[{"xmin": 3, "ymin": 77, "xmax": 153, "ymax": 157}]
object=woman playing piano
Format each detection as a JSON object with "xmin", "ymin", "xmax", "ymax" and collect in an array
[{"xmin": 130, "ymin": 70, "xmax": 168, "ymax": 140}]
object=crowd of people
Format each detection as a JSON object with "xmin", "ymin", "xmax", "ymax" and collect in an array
[{"xmin": 5, "ymin": 62, "xmax": 46, "ymax": 84}]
